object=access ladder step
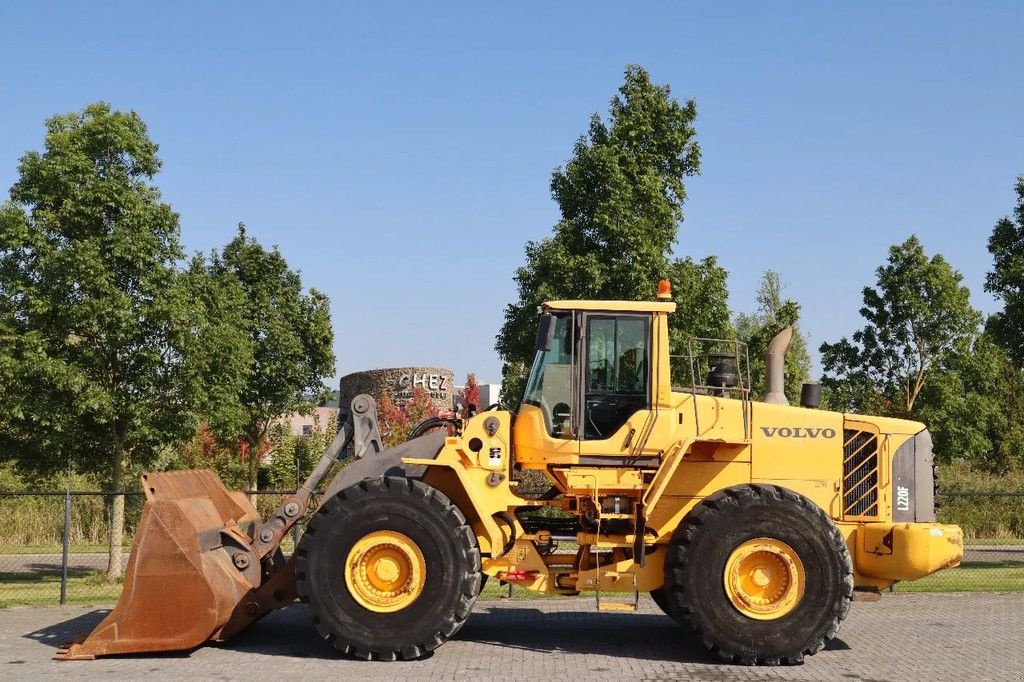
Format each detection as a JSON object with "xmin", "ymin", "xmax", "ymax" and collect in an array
[{"xmin": 597, "ymin": 601, "xmax": 638, "ymax": 612}]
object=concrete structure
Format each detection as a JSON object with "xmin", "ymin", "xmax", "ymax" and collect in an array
[
  {"xmin": 451, "ymin": 381, "xmax": 503, "ymax": 413},
  {"xmin": 339, "ymin": 366, "xmax": 455, "ymax": 414},
  {"xmin": 478, "ymin": 383, "xmax": 503, "ymax": 409}
]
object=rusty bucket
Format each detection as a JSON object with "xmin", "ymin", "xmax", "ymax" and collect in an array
[{"xmin": 56, "ymin": 470, "xmax": 264, "ymax": 660}]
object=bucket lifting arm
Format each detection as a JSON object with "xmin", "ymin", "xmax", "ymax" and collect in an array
[
  {"xmin": 250, "ymin": 394, "xmax": 384, "ymax": 560},
  {"xmin": 55, "ymin": 394, "xmax": 387, "ymax": 660}
]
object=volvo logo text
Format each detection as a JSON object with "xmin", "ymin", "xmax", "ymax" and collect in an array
[{"xmin": 760, "ymin": 427, "xmax": 837, "ymax": 439}]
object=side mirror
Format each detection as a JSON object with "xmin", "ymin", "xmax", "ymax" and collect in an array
[{"xmin": 534, "ymin": 313, "xmax": 557, "ymax": 352}]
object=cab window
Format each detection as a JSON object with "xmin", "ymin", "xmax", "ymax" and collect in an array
[
  {"xmin": 522, "ymin": 313, "xmax": 574, "ymax": 438},
  {"xmin": 584, "ymin": 315, "xmax": 649, "ymax": 440}
]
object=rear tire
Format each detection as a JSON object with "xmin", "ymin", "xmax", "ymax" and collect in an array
[
  {"xmin": 664, "ymin": 484, "xmax": 853, "ymax": 665},
  {"xmin": 295, "ymin": 476, "xmax": 481, "ymax": 660}
]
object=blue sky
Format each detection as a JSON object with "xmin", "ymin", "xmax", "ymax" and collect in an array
[{"xmin": 2, "ymin": 3, "xmax": 1022, "ymax": 387}]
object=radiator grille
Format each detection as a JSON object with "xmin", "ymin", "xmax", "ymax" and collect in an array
[{"xmin": 843, "ymin": 428, "xmax": 879, "ymax": 518}]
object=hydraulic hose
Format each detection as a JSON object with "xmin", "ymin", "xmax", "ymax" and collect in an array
[
  {"xmin": 494, "ymin": 511, "xmax": 517, "ymax": 556},
  {"xmin": 406, "ymin": 416, "xmax": 449, "ymax": 441}
]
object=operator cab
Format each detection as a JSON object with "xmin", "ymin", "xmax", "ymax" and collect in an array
[
  {"xmin": 523, "ymin": 310, "xmax": 650, "ymax": 440},
  {"xmin": 513, "ymin": 284, "xmax": 675, "ymax": 468}
]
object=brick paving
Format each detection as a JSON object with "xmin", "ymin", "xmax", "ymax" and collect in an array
[{"xmin": 1, "ymin": 593, "xmax": 1021, "ymax": 681}]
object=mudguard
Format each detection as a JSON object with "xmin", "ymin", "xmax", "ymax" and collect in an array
[{"xmin": 322, "ymin": 430, "xmax": 446, "ymax": 500}]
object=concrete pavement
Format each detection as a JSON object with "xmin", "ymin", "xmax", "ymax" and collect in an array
[{"xmin": 1, "ymin": 593, "xmax": 1022, "ymax": 681}]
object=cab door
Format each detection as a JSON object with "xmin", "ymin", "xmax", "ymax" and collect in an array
[{"xmin": 577, "ymin": 313, "xmax": 656, "ymax": 463}]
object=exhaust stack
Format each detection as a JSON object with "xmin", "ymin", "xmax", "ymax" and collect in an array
[{"xmin": 763, "ymin": 326, "xmax": 794, "ymax": 405}]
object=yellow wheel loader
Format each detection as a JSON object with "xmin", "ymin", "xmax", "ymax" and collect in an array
[{"xmin": 58, "ymin": 281, "xmax": 963, "ymax": 665}]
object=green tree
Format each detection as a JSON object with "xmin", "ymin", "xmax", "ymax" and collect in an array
[
  {"xmin": 985, "ymin": 175, "xmax": 1024, "ymax": 364},
  {"xmin": 171, "ymin": 423, "xmax": 248, "ymax": 489},
  {"xmin": 0, "ymin": 103, "xmax": 200, "ymax": 579},
  {"xmin": 820, "ymin": 235, "xmax": 982, "ymax": 417},
  {"xmin": 496, "ymin": 65, "xmax": 710, "ymax": 404},
  {"xmin": 265, "ymin": 410, "xmax": 338, "ymax": 490},
  {"xmin": 734, "ymin": 271, "xmax": 811, "ymax": 401},
  {"xmin": 177, "ymin": 255, "xmax": 254, "ymax": 451},
  {"xmin": 203, "ymin": 226, "xmax": 335, "ymax": 490},
  {"xmin": 914, "ymin": 334, "xmax": 1024, "ymax": 471},
  {"xmin": 665, "ymin": 255, "xmax": 733, "ymax": 386}
]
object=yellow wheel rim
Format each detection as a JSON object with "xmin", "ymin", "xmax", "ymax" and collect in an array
[
  {"xmin": 345, "ymin": 530, "xmax": 426, "ymax": 613},
  {"xmin": 723, "ymin": 538, "xmax": 804, "ymax": 620}
]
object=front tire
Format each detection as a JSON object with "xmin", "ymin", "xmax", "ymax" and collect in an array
[
  {"xmin": 295, "ymin": 476, "xmax": 481, "ymax": 660},
  {"xmin": 664, "ymin": 484, "xmax": 853, "ymax": 665},
  {"xmin": 649, "ymin": 587, "xmax": 688, "ymax": 626}
]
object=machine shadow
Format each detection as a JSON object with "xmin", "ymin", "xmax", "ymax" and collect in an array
[
  {"xmin": 221, "ymin": 607, "xmax": 341, "ymax": 660},
  {"xmin": 25, "ymin": 609, "xmax": 109, "ymax": 650},
  {"xmin": 27, "ymin": 606, "xmax": 342, "ymax": 662},
  {"xmin": 224, "ymin": 604, "xmax": 713, "ymax": 664},
  {"xmin": 457, "ymin": 606, "xmax": 709, "ymax": 663},
  {"xmin": 25, "ymin": 609, "xmax": 190, "ymax": 659},
  {"xmin": 457, "ymin": 604, "xmax": 850, "ymax": 663},
  {"xmin": 26, "ymin": 603, "xmax": 851, "ymax": 665}
]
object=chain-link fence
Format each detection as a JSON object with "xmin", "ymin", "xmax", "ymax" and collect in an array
[
  {"xmin": 892, "ymin": 490, "xmax": 1024, "ymax": 593},
  {"xmin": 0, "ymin": 489, "xmax": 1020, "ymax": 607},
  {"xmin": 0, "ymin": 489, "xmax": 305, "ymax": 607}
]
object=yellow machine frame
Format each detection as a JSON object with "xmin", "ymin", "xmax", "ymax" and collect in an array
[
  {"xmin": 57, "ymin": 288, "xmax": 966, "ymax": 662},
  {"xmin": 404, "ymin": 296, "xmax": 962, "ymax": 600}
]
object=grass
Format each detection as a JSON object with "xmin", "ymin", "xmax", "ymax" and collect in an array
[
  {"xmin": 0, "ymin": 462, "xmax": 1019, "ymax": 606},
  {"xmin": 0, "ymin": 543, "xmax": 133, "ymax": 555},
  {"xmin": 936, "ymin": 463, "xmax": 1024, "ymax": 540},
  {"xmin": 481, "ymin": 563, "xmax": 1024, "ymax": 600},
  {"xmin": 1, "ymin": 562, "xmax": 1020, "ymax": 611},
  {"xmin": 479, "ymin": 581, "xmax": 597, "ymax": 601},
  {"xmin": 0, "ymin": 535, "xmax": 1017, "ymax": 555},
  {"xmin": 0, "ymin": 568, "xmax": 549, "ymax": 609},
  {"xmin": 0, "ymin": 570, "xmax": 123, "ymax": 608},
  {"xmin": 964, "ymin": 537, "xmax": 1024, "ymax": 546},
  {"xmin": 894, "ymin": 561, "xmax": 1024, "ymax": 593}
]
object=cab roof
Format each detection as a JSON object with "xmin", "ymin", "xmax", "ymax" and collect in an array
[{"xmin": 541, "ymin": 300, "xmax": 677, "ymax": 313}]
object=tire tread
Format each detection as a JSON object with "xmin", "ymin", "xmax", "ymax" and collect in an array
[
  {"xmin": 295, "ymin": 476, "xmax": 480, "ymax": 660},
  {"xmin": 665, "ymin": 484, "xmax": 854, "ymax": 666}
]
